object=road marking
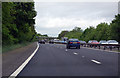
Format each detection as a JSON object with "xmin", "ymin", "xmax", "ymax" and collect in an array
[
  {"xmin": 91, "ymin": 60, "xmax": 101, "ymax": 65},
  {"xmin": 82, "ymin": 56, "xmax": 85, "ymax": 58},
  {"xmin": 65, "ymin": 49, "xmax": 68, "ymax": 51},
  {"xmin": 73, "ymin": 52, "xmax": 78, "ymax": 55},
  {"xmin": 9, "ymin": 42, "xmax": 39, "ymax": 78}
]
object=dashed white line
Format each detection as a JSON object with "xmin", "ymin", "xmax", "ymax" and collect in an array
[
  {"xmin": 9, "ymin": 42, "xmax": 39, "ymax": 77},
  {"xmin": 82, "ymin": 56, "xmax": 85, "ymax": 58},
  {"xmin": 65, "ymin": 49, "xmax": 68, "ymax": 51},
  {"xmin": 91, "ymin": 60, "xmax": 101, "ymax": 65},
  {"xmin": 73, "ymin": 52, "xmax": 78, "ymax": 55}
]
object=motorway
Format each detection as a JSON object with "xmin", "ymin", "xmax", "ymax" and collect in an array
[{"xmin": 18, "ymin": 43, "xmax": 119, "ymax": 76}]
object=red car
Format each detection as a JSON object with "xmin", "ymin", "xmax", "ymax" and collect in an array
[{"xmin": 88, "ymin": 40, "xmax": 99, "ymax": 44}]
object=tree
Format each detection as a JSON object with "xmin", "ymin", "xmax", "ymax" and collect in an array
[
  {"xmin": 64, "ymin": 27, "xmax": 83, "ymax": 39},
  {"xmin": 94, "ymin": 23, "xmax": 110, "ymax": 41},
  {"xmin": 2, "ymin": 2, "xmax": 18, "ymax": 45},
  {"xmin": 80, "ymin": 26, "xmax": 95, "ymax": 42},
  {"xmin": 58, "ymin": 31, "xmax": 68, "ymax": 39},
  {"xmin": 14, "ymin": 2, "xmax": 37, "ymax": 42},
  {"xmin": 110, "ymin": 14, "xmax": 120, "ymax": 43},
  {"xmin": 72, "ymin": 27, "xmax": 83, "ymax": 32},
  {"xmin": 2, "ymin": 2, "xmax": 37, "ymax": 46}
]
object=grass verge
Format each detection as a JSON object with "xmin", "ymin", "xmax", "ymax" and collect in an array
[
  {"xmin": 2, "ymin": 41, "xmax": 35, "ymax": 53},
  {"xmin": 118, "ymin": 50, "xmax": 120, "ymax": 52}
]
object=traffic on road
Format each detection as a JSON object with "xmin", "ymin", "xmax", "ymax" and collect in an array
[
  {"xmin": 38, "ymin": 37, "xmax": 119, "ymax": 51},
  {"xmin": 17, "ymin": 43, "xmax": 118, "ymax": 77}
]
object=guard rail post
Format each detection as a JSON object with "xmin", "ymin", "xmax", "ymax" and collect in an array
[
  {"xmin": 109, "ymin": 46, "xmax": 112, "ymax": 51},
  {"xmin": 98, "ymin": 45, "xmax": 100, "ymax": 49},
  {"xmin": 104, "ymin": 45, "xmax": 106, "ymax": 50},
  {"xmin": 117, "ymin": 45, "xmax": 119, "ymax": 51}
]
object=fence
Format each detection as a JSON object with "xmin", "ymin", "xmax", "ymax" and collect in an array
[{"xmin": 54, "ymin": 42, "xmax": 120, "ymax": 51}]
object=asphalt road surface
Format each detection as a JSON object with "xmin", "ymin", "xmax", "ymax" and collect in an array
[{"xmin": 18, "ymin": 43, "xmax": 119, "ymax": 77}]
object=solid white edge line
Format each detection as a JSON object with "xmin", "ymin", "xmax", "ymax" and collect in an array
[
  {"xmin": 9, "ymin": 42, "xmax": 39, "ymax": 78},
  {"xmin": 91, "ymin": 60, "xmax": 101, "ymax": 64}
]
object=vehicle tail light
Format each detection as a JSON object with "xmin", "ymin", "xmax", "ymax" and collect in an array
[
  {"xmin": 77, "ymin": 42, "xmax": 80, "ymax": 44},
  {"xmin": 70, "ymin": 42, "xmax": 73, "ymax": 44}
]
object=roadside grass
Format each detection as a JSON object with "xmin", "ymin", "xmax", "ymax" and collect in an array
[
  {"xmin": 118, "ymin": 50, "xmax": 120, "ymax": 52},
  {"xmin": 2, "ymin": 41, "xmax": 35, "ymax": 53}
]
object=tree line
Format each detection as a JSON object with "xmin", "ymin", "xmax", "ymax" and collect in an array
[
  {"xmin": 58, "ymin": 14, "xmax": 120, "ymax": 43},
  {"xmin": 2, "ymin": 2, "xmax": 37, "ymax": 46}
]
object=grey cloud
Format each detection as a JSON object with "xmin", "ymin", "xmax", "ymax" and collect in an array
[
  {"xmin": 35, "ymin": 2, "xmax": 117, "ymax": 18},
  {"xmin": 35, "ymin": 2, "xmax": 118, "ymax": 37}
]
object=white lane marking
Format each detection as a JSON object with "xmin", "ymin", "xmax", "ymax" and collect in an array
[
  {"xmin": 82, "ymin": 56, "xmax": 85, "ymax": 58},
  {"xmin": 65, "ymin": 49, "xmax": 68, "ymax": 51},
  {"xmin": 91, "ymin": 60, "xmax": 101, "ymax": 65},
  {"xmin": 81, "ymin": 47, "xmax": 119, "ymax": 53},
  {"xmin": 73, "ymin": 52, "xmax": 78, "ymax": 55},
  {"xmin": 9, "ymin": 42, "xmax": 39, "ymax": 77}
]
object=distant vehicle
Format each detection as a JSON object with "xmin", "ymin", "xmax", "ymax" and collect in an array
[
  {"xmin": 66, "ymin": 39, "xmax": 80, "ymax": 49},
  {"xmin": 105, "ymin": 40, "xmax": 119, "ymax": 44},
  {"xmin": 79, "ymin": 40, "xmax": 86, "ymax": 44},
  {"xmin": 49, "ymin": 40, "xmax": 54, "ymax": 44},
  {"xmin": 88, "ymin": 40, "xmax": 92, "ymax": 43},
  {"xmin": 38, "ymin": 40, "xmax": 45, "ymax": 44},
  {"xmin": 53, "ymin": 39, "xmax": 60, "ymax": 43},
  {"xmin": 104, "ymin": 40, "xmax": 119, "ymax": 48},
  {"xmin": 88, "ymin": 40, "xmax": 99, "ymax": 44},
  {"xmin": 59, "ymin": 41, "xmax": 67, "ymax": 44},
  {"xmin": 61, "ymin": 37, "xmax": 68, "ymax": 41},
  {"xmin": 99, "ymin": 40, "xmax": 107, "ymax": 44}
]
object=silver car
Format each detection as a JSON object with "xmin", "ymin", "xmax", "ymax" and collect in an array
[{"xmin": 99, "ymin": 40, "xmax": 107, "ymax": 44}]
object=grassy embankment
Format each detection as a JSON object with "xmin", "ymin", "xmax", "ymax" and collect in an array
[
  {"xmin": 2, "ymin": 41, "xmax": 36, "ymax": 53},
  {"xmin": 118, "ymin": 50, "xmax": 120, "ymax": 52}
]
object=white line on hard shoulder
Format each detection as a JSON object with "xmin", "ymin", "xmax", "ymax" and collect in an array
[
  {"xmin": 9, "ymin": 42, "xmax": 39, "ymax": 78},
  {"xmin": 91, "ymin": 59, "xmax": 101, "ymax": 65}
]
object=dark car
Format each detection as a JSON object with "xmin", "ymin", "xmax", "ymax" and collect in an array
[
  {"xmin": 66, "ymin": 39, "xmax": 80, "ymax": 49},
  {"xmin": 38, "ymin": 40, "xmax": 45, "ymax": 44},
  {"xmin": 49, "ymin": 40, "xmax": 54, "ymax": 44}
]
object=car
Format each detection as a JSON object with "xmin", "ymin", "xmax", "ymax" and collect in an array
[
  {"xmin": 66, "ymin": 39, "xmax": 80, "ymax": 49},
  {"xmin": 59, "ymin": 40, "xmax": 67, "ymax": 44},
  {"xmin": 88, "ymin": 40, "xmax": 99, "ymax": 44},
  {"xmin": 104, "ymin": 40, "xmax": 119, "ymax": 48},
  {"xmin": 106, "ymin": 40, "xmax": 118, "ymax": 44},
  {"xmin": 88, "ymin": 40, "xmax": 92, "ymax": 43},
  {"xmin": 79, "ymin": 40, "xmax": 86, "ymax": 44},
  {"xmin": 38, "ymin": 40, "xmax": 45, "ymax": 44},
  {"xmin": 99, "ymin": 40, "xmax": 107, "ymax": 44},
  {"xmin": 53, "ymin": 39, "xmax": 60, "ymax": 43},
  {"xmin": 79, "ymin": 40, "xmax": 86, "ymax": 46},
  {"xmin": 49, "ymin": 40, "xmax": 54, "ymax": 44}
]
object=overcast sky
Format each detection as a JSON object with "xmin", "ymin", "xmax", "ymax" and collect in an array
[{"xmin": 34, "ymin": 2, "xmax": 118, "ymax": 37}]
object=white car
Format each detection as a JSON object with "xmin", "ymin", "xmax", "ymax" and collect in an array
[
  {"xmin": 99, "ymin": 40, "xmax": 107, "ymax": 44},
  {"xmin": 105, "ymin": 40, "xmax": 118, "ymax": 44},
  {"xmin": 79, "ymin": 40, "xmax": 86, "ymax": 44}
]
